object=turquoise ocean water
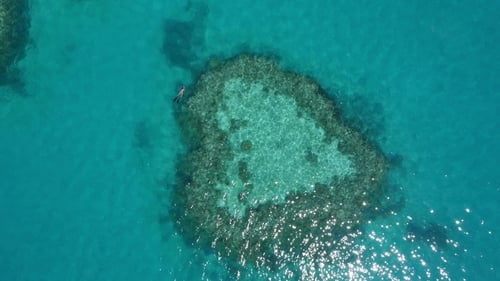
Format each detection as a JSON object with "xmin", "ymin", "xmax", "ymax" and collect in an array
[{"xmin": 1, "ymin": 0, "xmax": 499, "ymax": 280}]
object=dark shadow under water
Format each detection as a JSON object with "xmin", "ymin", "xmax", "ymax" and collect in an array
[{"xmin": 406, "ymin": 220, "xmax": 449, "ymax": 250}]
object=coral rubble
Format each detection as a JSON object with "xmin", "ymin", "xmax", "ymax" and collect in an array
[{"xmin": 172, "ymin": 54, "xmax": 388, "ymax": 268}]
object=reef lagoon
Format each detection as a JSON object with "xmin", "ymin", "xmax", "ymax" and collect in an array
[{"xmin": 1, "ymin": 1, "xmax": 499, "ymax": 280}]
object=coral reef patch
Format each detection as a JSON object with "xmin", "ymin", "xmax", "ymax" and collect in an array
[
  {"xmin": 0, "ymin": 0, "xmax": 30, "ymax": 85},
  {"xmin": 171, "ymin": 54, "xmax": 388, "ymax": 268}
]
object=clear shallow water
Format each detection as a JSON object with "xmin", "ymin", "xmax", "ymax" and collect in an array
[{"xmin": 1, "ymin": 0, "xmax": 499, "ymax": 280}]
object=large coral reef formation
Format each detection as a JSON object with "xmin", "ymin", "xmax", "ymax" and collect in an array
[
  {"xmin": 172, "ymin": 54, "xmax": 388, "ymax": 268},
  {"xmin": 0, "ymin": 0, "xmax": 30, "ymax": 83}
]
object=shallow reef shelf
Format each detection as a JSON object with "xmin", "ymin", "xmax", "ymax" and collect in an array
[{"xmin": 172, "ymin": 54, "xmax": 388, "ymax": 268}]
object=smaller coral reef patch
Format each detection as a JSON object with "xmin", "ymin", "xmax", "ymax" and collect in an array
[
  {"xmin": 162, "ymin": 3, "xmax": 208, "ymax": 70},
  {"xmin": 0, "ymin": 0, "xmax": 30, "ymax": 84},
  {"xmin": 172, "ymin": 54, "xmax": 388, "ymax": 268}
]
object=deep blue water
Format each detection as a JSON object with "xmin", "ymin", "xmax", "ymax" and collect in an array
[{"xmin": 1, "ymin": 0, "xmax": 499, "ymax": 280}]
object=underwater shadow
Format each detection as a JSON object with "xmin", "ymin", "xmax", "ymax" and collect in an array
[
  {"xmin": 133, "ymin": 120, "xmax": 151, "ymax": 149},
  {"xmin": 406, "ymin": 220, "xmax": 449, "ymax": 250}
]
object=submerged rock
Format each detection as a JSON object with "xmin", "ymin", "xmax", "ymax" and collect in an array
[
  {"xmin": 171, "ymin": 54, "xmax": 388, "ymax": 268},
  {"xmin": 0, "ymin": 0, "xmax": 30, "ymax": 84}
]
